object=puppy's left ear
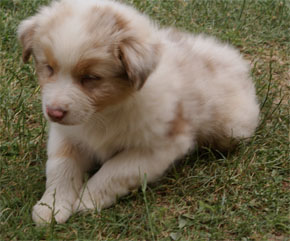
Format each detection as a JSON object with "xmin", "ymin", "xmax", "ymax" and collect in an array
[
  {"xmin": 17, "ymin": 17, "xmax": 37, "ymax": 63},
  {"xmin": 119, "ymin": 36, "xmax": 160, "ymax": 90}
]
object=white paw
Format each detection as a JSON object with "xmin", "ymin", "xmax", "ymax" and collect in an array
[{"xmin": 32, "ymin": 200, "xmax": 72, "ymax": 225}]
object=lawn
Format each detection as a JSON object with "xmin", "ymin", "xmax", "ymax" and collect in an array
[{"xmin": 0, "ymin": 0, "xmax": 289, "ymax": 240}]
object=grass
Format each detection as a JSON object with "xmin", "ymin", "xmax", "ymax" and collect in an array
[{"xmin": 0, "ymin": 0, "xmax": 289, "ymax": 240}]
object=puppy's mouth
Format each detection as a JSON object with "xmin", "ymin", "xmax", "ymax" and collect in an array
[{"xmin": 45, "ymin": 116, "xmax": 82, "ymax": 126}]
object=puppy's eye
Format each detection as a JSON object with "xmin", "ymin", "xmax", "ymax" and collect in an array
[
  {"xmin": 81, "ymin": 74, "xmax": 101, "ymax": 81},
  {"xmin": 46, "ymin": 65, "xmax": 54, "ymax": 76},
  {"xmin": 80, "ymin": 75, "xmax": 102, "ymax": 85}
]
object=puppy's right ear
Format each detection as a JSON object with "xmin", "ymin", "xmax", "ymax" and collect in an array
[{"xmin": 17, "ymin": 17, "xmax": 37, "ymax": 63}]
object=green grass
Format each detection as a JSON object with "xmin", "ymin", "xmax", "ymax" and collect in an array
[{"xmin": 0, "ymin": 0, "xmax": 289, "ymax": 240}]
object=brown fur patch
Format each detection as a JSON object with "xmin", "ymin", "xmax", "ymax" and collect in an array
[{"xmin": 168, "ymin": 102, "xmax": 187, "ymax": 137}]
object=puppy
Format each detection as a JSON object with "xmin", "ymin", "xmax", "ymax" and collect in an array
[{"xmin": 18, "ymin": 0, "xmax": 259, "ymax": 224}]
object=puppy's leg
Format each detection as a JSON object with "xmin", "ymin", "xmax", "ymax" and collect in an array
[
  {"xmin": 73, "ymin": 144, "xmax": 189, "ymax": 212},
  {"xmin": 32, "ymin": 129, "xmax": 84, "ymax": 225}
]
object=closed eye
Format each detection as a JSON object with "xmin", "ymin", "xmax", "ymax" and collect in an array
[
  {"xmin": 81, "ymin": 74, "xmax": 101, "ymax": 82},
  {"xmin": 80, "ymin": 74, "xmax": 102, "ymax": 88}
]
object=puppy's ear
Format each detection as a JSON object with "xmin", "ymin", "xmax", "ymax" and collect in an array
[
  {"xmin": 17, "ymin": 17, "xmax": 37, "ymax": 63},
  {"xmin": 119, "ymin": 37, "xmax": 160, "ymax": 90}
]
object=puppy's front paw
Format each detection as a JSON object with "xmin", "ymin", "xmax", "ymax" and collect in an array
[{"xmin": 32, "ymin": 200, "xmax": 72, "ymax": 225}]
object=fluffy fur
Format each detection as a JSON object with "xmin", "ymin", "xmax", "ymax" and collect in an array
[{"xmin": 18, "ymin": 0, "xmax": 259, "ymax": 225}]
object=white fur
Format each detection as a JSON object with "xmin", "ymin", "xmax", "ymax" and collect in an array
[{"xmin": 18, "ymin": 0, "xmax": 259, "ymax": 224}]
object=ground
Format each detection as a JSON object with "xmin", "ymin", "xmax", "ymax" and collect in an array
[{"xmin": 0, "ymin": 0, "xmax": 289, "ymax": 240}]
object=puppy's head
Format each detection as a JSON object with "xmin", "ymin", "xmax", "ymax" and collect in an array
[{"xmin": 18, "ymin": 0, "xmax": 159, "ymax": 125}]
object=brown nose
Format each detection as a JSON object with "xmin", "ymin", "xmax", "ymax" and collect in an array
[{"xmin": 46, "ymin": 106, "xmax": 67, "ymax": 121}]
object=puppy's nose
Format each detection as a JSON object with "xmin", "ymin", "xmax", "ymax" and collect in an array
[{"xmin": 46, "ymin": 106, "xmax": 67, "ymax": 121}]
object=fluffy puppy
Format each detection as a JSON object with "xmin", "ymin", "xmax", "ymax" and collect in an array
[{"xmin": 18, "ymin": 0, "xmax": 259, "ymax": 224}]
